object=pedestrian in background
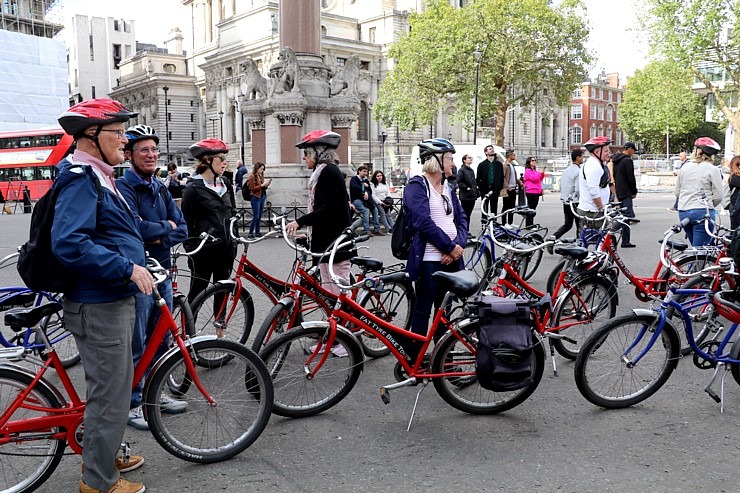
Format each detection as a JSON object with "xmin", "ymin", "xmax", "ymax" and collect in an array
[
  {"xmin": 350, "ymin": 165, "xmax": 382, "ymax": 235},
  {"xmin": 611, "ymin": 142, "xmax": 639, "ymax": 247},
  {"xmin": 551, "ymin": 149, "xmax": 583, "ymax": 240},
  {"xmin": 669, "ymin": 151, "xmax": 689, "ymax": 211},
  {"xmin": 476, "ymin": 144, "xmax": 504, "ymax": 218},
  {"xmin": 235, "ymin": 159, "xmax": 247, "ymax": 194},
  {"xmin": 675, "ymin": 137, "xmax": 724, "ymax": 246},
  {"xmin": 501, "ymin": 149, "xmax": 522, "ymax": 225},
  {"xmin": 457, "ymin": 153, "xmax": 479, "ymax": 233},
  {"xmin": 370, "ymin": 170, "xmax": 395, "ymax": 233},
  {"xmin": 246, "ymin": 162, "xmax": 271, "ymax": 239},
  {"xmin": 523, "ymin": 156, "xmax": 546, "ymax": 227},
  {"xmin": 728, "ymin": 155, "xmax": 740, "ymax": 229}
]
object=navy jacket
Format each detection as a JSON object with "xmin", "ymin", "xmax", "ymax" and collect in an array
[
  {"xmin": 116, "ymin": 168, "xmax": 188, "ymax": 269},
  {"xmin": 51, "ymin": 158, "xmax": 145, "ymax": 303},
  {"xmin": 403, "ymin": 175, "xmax": 468, "ymax": 281}
]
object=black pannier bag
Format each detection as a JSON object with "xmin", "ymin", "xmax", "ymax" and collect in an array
[{"xmin": 475, "ymin": 294, "xmax": 533, "ymax": 392}]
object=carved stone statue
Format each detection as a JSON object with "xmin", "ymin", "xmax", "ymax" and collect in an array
[
  {"xmin": 271, "ymin": 46, "xmax": 302, "ymax": 96},
  {"xmin": 241, "ymin": 58, "xmax": 268, "ymax": 100},
  {"xmin": 330, "ymin": 54, "xmax": 361, "ymax": 98}
]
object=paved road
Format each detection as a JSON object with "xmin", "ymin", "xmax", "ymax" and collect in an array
[{"xmin": 0, "ymin": 193, "xmax": 738, "ymax": 493}]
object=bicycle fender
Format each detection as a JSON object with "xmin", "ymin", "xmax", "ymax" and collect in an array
[
  {"xmin": 143, "ymin": 335, "xmax": 219, "ymax": 398},
  {"xmin": 631, "ymin": 308, "xmax": 657, "ymax": 317},
  {"xmin": 0, "ymin": 362, "xmax": 66, "ymax": 407},
  {"xmin": 276, "ymin": 296, "xmax": 296, "ymax": 310}
]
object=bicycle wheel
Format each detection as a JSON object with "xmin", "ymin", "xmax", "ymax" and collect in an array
[
  {"xmin": 166, "ymin": 294, "xmax": 196, "ymax": 394},
  {"xmin": 40, "ymin": 312, "xmax": 80, "ymax": 369},
  {"xmin": 259, "ymin": 325, "xmax": 364, "ymax": 418},
  {"xmin": 190, "ymin": 281, "xmax": 254, "ymax": 352},
  {"xmin": 251, "ymin": 302, "xmax": 299, "ymax": 354},
  {"xmin": 574, "ymin": 313, "xmax": 680, "ymax": 409},
  {"xmin": 432, "ymin": 322, "xmax": 545, "ymax": 415},
  {"xmin": 145, "ymin": 339, "xmax": 273, "ymax": 463},
  {"xmin": 355, "ymin": 281, "xmax": 415, "ymax": 358},
  {"xmin": 463, "ymin": 240, "xmax": 492, "ymax": 286},
  {"xmin": 519, "ymin": 232, "xmax": 544, "ymax": 281},
  {"xmin": 729, "ymin": 333, "xmax": 740, "ymax": 386},
  {"xmin": 0, "ymin": 368, "xmax": 65, "ymax": 493},
  {"xmin": 659, "ymin": 251, "xmax": 716, "ymax": 286},
  {"xmin": 551, "ymin": 274, "xmax": 618, "ymax": 360},
  {"xmin": 545, "ymin": 258, "xmax": 567, "ymax": 296},
  {"xmin": 664, "ymin": 271, "xmax": 728, "ymax": 356}
]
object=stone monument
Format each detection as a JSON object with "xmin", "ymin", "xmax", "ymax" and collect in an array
[{"xmin": 239, "ymin": 0, "xmax": 360, "ymax": 206}]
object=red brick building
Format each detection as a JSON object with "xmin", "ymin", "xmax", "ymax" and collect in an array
[{"xmin": 568, "ymin": 72, "xmax": 626, "ymax": 152}]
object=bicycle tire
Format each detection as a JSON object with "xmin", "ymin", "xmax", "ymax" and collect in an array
[
  {"xmin": 190, "ymin": 281, "xmax": 255, "ymax": 356},
  {"xmin": 551, "ymin": 274, "xmax": 618, "ymax": 360},
  {"xmin": 145, "ymin": 339, "xmax": 273, "ymax": 463},
  {"xmin": 463, "ymin": 240, "xmax": 492, "ymax": 287},
  {"xmin": 664, "ymin": 271, "xmax": 727, "ymax": 356},
  {"xmin": 519, "ymin": 232, "xmax": 544, "ymax": 281},
  {"xmin": 432, "ymin": 322, "xmax": 545, "ymax": 415},
  {"xmin": 659, "ymin": 251, "xmax": 716, "ymax": 285},
  {"xmin": 574, "ymin": 312, "xmax": 680, "ymax": 409},
  {"xmin": 166, "ymin": 294, "xmax": 196, "ymax": 394},
  {"xmin": 0, "ymin": 368, "xmax": 65, "ymax": 493},
  {"xmin": 259, "ymin": 325, "xmax": 364, "ymax": 418},
  {"xmin": 545, "ymin": 258, "xmax": 567, "ymax": 296},
  {"xmin": 251, "ymin": 302, "xmax": 300, "ymax": 354},
  {"xmin": 355, "ymin": 280, "xmax": 415, "ymax": 358}
]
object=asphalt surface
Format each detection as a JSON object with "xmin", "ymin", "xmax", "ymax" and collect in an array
[{"xmin": 0, "ymin": 192, "xmax": 738, "ymax": 493}]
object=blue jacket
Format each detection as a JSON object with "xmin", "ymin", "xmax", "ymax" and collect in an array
[
  {"xmin": 116, "ymin": 168, "xmax": 188, "ymax": 269},
  {"xmin": 51, "ymin": 158, "xmax": 145, "ymax": 303},
  {"xmin": 403, "ymin": 175, "xmax": 468, "ymax": 281},
  {"xmin": 235, "ymin": 165, "xmax": 248, "ymax": 191}
]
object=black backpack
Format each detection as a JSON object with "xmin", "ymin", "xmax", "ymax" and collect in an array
[
  {"xmin": 474, "ymin": 294, "xmax": 533, "ymax": 392},
  {"xmin": 17, "ymin": 165, "xmax": 102, "ymax": 293},
  {"xmin": 242, "ymin": 173, "xmax": 252, "ymax": 201},
  {"xmin": 390, "ymin": 176, "xmax": 429, "ymax": 260}
]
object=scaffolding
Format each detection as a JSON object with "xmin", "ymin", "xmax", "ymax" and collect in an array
[{"xmin": 0, "ymin": 0, "xmax": 63, "ymax": 39}]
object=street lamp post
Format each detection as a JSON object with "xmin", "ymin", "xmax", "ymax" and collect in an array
[
  {"xmin": 162, "ymin": 86, "xmax": 170, "ymax": 160},
  {"xmin": 380, "ymin": 131, "xmax": 387, "ymax": 174},
  {"xmin": 235, "ymin": 97, "xmax": 245, "ymax": 162},
  {"xmin": 473, "ymin": 47, "xmax": 483, "ymax": 145},
  {"xmin": 218, "ymin": 111, "xmax": 224, "ymax": 140},
  {"xmin": 209, "ymin": 118, "xmax": 217, "ymax": 137},
  {"xmin": 368, "ymin": 104, "xmax": 373, "ymax": 170}
]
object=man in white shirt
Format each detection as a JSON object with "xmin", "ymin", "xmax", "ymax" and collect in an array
[{"xmin": 577, "ymin": 137, "xmax": 612, "ymax": 231}]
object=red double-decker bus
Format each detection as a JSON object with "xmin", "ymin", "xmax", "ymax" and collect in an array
[{"xmin": 0, "ymin": 129, "xmax": 74, "ymax": 201}]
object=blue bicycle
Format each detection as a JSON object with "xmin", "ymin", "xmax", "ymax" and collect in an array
[
  {"xmin": 574, "ymin": 223, "xmax": 740, "ymax": 410},
  {"xmin": 0, "ymin": 252, "xmax": 78, "ymax": 367}
]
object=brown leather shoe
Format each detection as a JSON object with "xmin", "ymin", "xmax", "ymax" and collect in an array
[
  {"xmin": 373, "ymin": 230, "xmax": 386, "ymax": 236},
  {"xmin": 82, "ymin": 455, "xmax": 144, "ymax": 475},
  {"xmin": 79, "ymin": 478, "xmax": 145, "ymax": 493}
]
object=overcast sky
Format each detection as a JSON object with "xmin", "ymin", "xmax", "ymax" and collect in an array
[{"xmin": 51, "ymin": 0, "xmax": 649, "ymax": 80}]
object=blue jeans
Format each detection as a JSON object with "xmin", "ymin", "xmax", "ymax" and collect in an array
[
  {"xmin": 410, "ymin": 261, "xmax": 458, "ymax": 341},
  {"xmin": 352, "ymin": 199, "xmax": 379, "ymax": 232},
  {"xmin": 678, "ymin": 208, "xmax": 717, "ymax": 247},
  {"xmin": 250, "ymin": 194, "xmax": 266, "ymax": 236},
  {"xmin": 131, "ymin": 279, "xmax": 173, "ymax": 408},
  {"xmin": 619, "ymin": 196, "xmax": 635, "ymax": 244}
]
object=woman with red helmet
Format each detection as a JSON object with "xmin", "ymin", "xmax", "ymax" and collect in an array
[
  {"xmin": 181, "ymin": 138, "xmax": 237, "ymax": 308},
  {"xmin": 674, "ymin": 137, "xmax": 724, "ymax": 246},
  {"xmin": 577, "ymin": 136, "xmax": 613, "ymax": 228}
]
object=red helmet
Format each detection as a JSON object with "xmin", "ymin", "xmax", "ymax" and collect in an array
[
  {"xmin": 694, "ymin": 137, "xmax": 721, "ymax": 156},
  {"xmin": 58, "ymin": 98, "xmax": 137, "ymax": 137},
  {"xmin": 584, "ymin": 136, "xmax": 612, "ymax": 152},
  {"xmin": 295, "ymin": 130, "xmax": 341, "ymax": 149},
  {"xmin": 189, "ymin": 138, "xmax": 229, "ymax": 159}
]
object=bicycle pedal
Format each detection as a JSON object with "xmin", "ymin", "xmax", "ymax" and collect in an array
[
  {"xmin": 705, "ymin": 387, "xmax": 722, "ymax": 403},
  {"xmin": 380, "ymin": 387, "xmax": 390, "ymax": 405}
]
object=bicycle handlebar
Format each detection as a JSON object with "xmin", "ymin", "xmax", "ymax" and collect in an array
[
  {"xmin": 145, "ymin": 257, "xmax": 169, "ymax": 285},
  {"xmin": 229, "ymin": 214, "xmax": 280, "ymax": 244},
  {"xmin": 173, "ymin": 232, "xmax": 218, "ymax": 258},
  {"xmin": 488, "ymin": 231, "xmax": 555, "ymax": 255},
  {"xmin": 0, "ymin": 251, "xmax": 19, "ymax": 270},
  {"xmin": 657, "ymin": 217, "xmax": 728, "ymax": 278}
]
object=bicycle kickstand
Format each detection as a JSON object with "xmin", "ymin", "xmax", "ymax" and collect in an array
[
  {"xmin": 548, "ymin": 339, "xmax": 558, "ymax": 377},
  {"xmin": 704, "ymin": 363, "xmax": 730, "ymax": 413},
  {"xmin": 407, "ymin": 380, "xmax": 429, "ymax": 432}
]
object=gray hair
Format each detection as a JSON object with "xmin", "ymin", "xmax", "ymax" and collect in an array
[{"xmin": 305, "ymin": 146, "xmax": 340, "ymax": 165}]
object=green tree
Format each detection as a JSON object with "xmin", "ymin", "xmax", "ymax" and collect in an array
[
  {"xmin": 643, "ymin": 0, "xmax": 740, "ymax": 154},
  {"xmin": 619, "ymin": 60, "xmax": 705, "ymax": 154},
  {"xmin": 374, "ymin": 0, "xmax": 591, "ymax": 146}
]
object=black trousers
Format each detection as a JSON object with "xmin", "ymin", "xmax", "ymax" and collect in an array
[
  {"xmin": 525, "ymin": 193, "xmax": 541, "ymax": 226},
  {"xmin": 501, "ymin": 192, "xmax": 517, "ymax": 225},
  {"xmin": 460, "ymin": 199, "xmax": 476, "ymax": 232},
  {"xmin": 187, "ymin": 245, "xmax": 235, "ymax": 305},
  {"xmin": 553, "ymin": 202, "xmax": 579, "ymax": 239},
  {"xmin": 482, "ymin": 191, "xmax": 499, "ymax": 225}
]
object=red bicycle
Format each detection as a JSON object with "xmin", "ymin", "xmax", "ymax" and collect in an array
[{"xmin": 0, "ymin": 254, "xmax": 273, "ymax": 493}]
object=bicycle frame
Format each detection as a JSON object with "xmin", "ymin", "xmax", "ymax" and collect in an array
[{"xmin": 0, "ymin": 288, "xmax": 65, "ymax": 351}]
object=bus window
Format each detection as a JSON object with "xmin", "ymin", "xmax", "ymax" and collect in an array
[
  {"xmin": 38, "ymin": 167, "xmax": 54, "ymax": 180},
  {"xmin": 20, "ymin": 168, "xmax": 35, "ymax": 181},
  {"xmin": 0, "ymin": 169, "xmax": 7, "ymax": 181}
]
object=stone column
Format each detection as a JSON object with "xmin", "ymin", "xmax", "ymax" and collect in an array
[
  {"xmin": 276, "ymin": 111, "xmax": 305, "ymax": 164},
  {"xmin": 332, "ymin": 114, "xmax": 356, "ymax": 165},
  {"xmin": 279, "ymin": 0, "xmax": 320, "ymax": 55},
  {"xmin": 249, "ymin": 119, "xmax": 266, "ymax": 165}
]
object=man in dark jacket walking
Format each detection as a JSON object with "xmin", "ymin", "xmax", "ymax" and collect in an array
[
  {"xmin": 612, "ymin": 142, "xmax": 639, "ymax": 247},
  {"xmin": 476, "ymin": 144, "xmax": 504, "ymax": 217}
]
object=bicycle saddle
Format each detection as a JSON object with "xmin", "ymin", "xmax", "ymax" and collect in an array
[
  {"xmin": 657, "ymin": 238, "xmax": 689, "ymax": 251},
  {"xmin": 4, "ymin": 303, "xmax": 63, "ymax": 333},
  {"xmin": 553, "ymin": 245, "xmax": 589, "ymax": 260},
  {"xmin": 516, "ymin": 209, "xmax": 537, "ymax": 218},
  {"xmin": 713, "ymin": 291, "xmax": 740, "ymax": 324},
  {"xmin": 432, "ymin": 270, "xmax": 480, "ymax": 299},
  {"xmin": 350, "ymin": 256, "xmax": 383, "ymax": 272}
]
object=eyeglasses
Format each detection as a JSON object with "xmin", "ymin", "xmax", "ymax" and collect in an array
[
  {"xmin": 135, "ymin": 147, "xmax": 159, "ymax": 154},
  {"xmin": 213, "ymin": 154, "xmax": 226, "ymax": 161},
  {"xmin": 99, "ymin": 129, "xmax": 126, "ymax": 138},
  {"xmin": 441, "ymin": 195, "xmax": 452, "ymax": 215}
]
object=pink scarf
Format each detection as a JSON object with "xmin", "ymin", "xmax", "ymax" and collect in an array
[{"xmin": 307, "ymin": 163, "xmax": 328, "ymax": 213}]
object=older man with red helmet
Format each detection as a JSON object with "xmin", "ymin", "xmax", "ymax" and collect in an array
[
  {"xmin": 53, "ymin": 98, "xmax": 152, "ymax": 493},
  {"xmin": 577, "ymin": 136, "xmax": 613, "ymax": 229}
]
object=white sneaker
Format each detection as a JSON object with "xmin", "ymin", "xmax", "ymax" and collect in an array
[
  {"xmin": 159, "ymin": 393, "xmax": 187, "ymax": 414},
  {"xmin": 308, "ymin": 343, "xmax": 349, "ymax": 358},
  {"xmin": 127, "ymin": 406, "xmax": 148, "ymax": 430}
]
